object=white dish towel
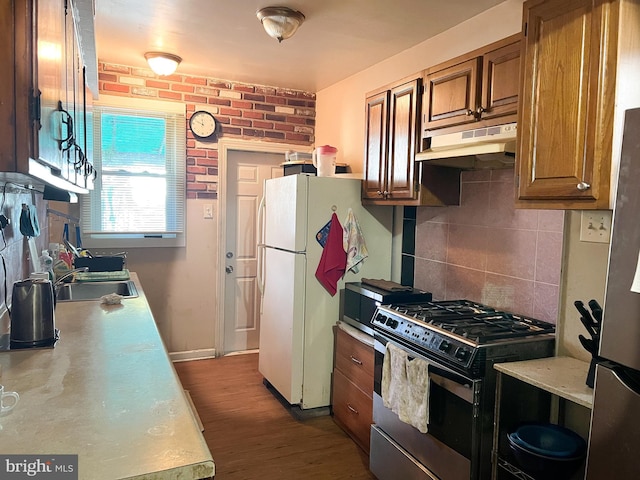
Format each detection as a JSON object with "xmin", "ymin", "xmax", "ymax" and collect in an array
[
  {"xmin": 382, "ymin": 342, "xmax": 430, "ymax": 433},
  {"xmin": 342, "ymin": 208, "xmax": 368, "ymax": 273}
]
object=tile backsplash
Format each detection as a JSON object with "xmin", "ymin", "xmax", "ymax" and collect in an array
[{"xmin": 411, "ymin": 168, "xmax": 564, "ymax": 324}]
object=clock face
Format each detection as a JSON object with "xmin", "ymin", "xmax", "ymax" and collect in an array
[{"xmin": 189, "ymin": 111, "xmax": 217, "ymax": 139}]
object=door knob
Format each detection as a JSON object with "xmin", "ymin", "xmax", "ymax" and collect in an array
[{"xmin": 225, "ymin": 266, "xmax": 234, "ymax": 274}]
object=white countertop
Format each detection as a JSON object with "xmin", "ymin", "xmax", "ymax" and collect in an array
[
  {"xmin": 0, "ymin": 273, "xmax": 214, "ymax": 480},
  {"xmin": 494, "ymin": 356, "xmax": 594, "ymax": 409}
]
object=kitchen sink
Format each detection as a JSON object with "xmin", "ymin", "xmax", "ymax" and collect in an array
[{"xmin": 56, "ymin": 281, "xmax": 138, "ymax": 302}]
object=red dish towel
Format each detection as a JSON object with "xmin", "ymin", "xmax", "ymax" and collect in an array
[{"xmin": 315, "ymin": 213, "xmax": 347, "ymax": 296}]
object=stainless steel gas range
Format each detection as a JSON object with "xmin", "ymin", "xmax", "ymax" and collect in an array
[{"xmin": 370, "ymin": 300, "xmax": 555, "ymax": 480}]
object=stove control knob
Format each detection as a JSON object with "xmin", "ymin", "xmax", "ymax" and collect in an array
[
  {"xmin": 455, "ymin": 348, "xmax": 470, "ymax": 361},
  {"xmin": 386, "ymin": 318, "xmax": 399, "ymax": 328},
  {"xmin": 439, "ymin": 340, "xmax": 452, "ymax": 353},
  {"xmin": 376, "ymin": 315, "xmax": 387, "ymax": 324}
]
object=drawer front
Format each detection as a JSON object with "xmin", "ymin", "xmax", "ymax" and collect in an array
[
  {"xmin": 335, "ymin": 328, "xmax": 374, "ymax": 392},
  {"xmin": 333, "ymin": 368, "xmax": 373, "ymax": 452}
]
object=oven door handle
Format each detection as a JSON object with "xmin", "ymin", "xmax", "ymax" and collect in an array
[{"xmin": 429, "ymin": 371, "xmax": 474, "ymax": 404}]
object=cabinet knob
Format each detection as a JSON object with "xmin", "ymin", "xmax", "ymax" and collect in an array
[
  {"xmin": 376, "ymin": 190, "xmax": 384, "ymax": 196},
  {"xmin": 465, "ymin": 109, "xmax": 474, "ymax": 116},
  {"xmin": 577, "ymin": 182, "xmax": 591, "ymax": 191},
  {"xmin": 476, "ymin": 106, "xmax": 485, "ymax": 116}
]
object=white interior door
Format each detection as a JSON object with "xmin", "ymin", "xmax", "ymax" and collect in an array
[{"xmin": 223, "ymin": 150, "xmax": 282, "ymax": 353}]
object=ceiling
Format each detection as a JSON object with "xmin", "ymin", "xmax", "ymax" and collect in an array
[{"xmin": 93, "ymin": 0, "xmax": 506, "ymax": 92}]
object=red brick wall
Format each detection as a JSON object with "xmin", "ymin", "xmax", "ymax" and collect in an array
[{"xmin": 98, "ymin": 62, "xmax": 316, "ymax": 199}]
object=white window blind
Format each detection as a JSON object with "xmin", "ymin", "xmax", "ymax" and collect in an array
[{"xmin": 80, "ymin": 95, "xmax": 186, "ymax": 248}]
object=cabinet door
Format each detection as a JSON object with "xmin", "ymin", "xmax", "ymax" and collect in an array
[
  {"xmin": 36, "ymin": 0, "xmax": 66, "ymax": 173},
  {"xmin": 62, "ymin": 4, "xmax": 77, "ymax": 183},
  {"xmin": 517, "ymin": 0, "xmax": 616, "ymax": 205},
  {"xmin": 332, "ymin": 368, "xmax": 373, "ymax": 453},
  {"xmin": 363, "ymin": 91, "xmax": 389, "ymax": 200},
  {"xmin": 423, "ymin": 58, "xmax": 480, "ymax": 130},
  {"xmin": 480, "ymin": 39, "xmax": 520, "ymax": 120},
  {"xmin": 335, "ymin": 328, "xmax": 374, "ymax": 393},
  {"xmin": 387, "ymin": 79, "xmax": 420, "ymax": 200}
]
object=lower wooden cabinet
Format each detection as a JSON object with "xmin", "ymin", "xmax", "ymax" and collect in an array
[{"xmin": 332, "ymin": 326, "xmax": 374, "ymax": 453}]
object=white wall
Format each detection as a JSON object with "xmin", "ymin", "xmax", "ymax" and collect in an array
[
  {"xmin": 119, "ymin": 198, "xmax": 218, "ymax": 356},
  {"xmin": 315, "ymin": 0, "xmax": 525, "ymax": 170}
]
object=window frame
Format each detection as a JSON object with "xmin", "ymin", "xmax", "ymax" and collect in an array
[{"xmin": 80, "ymin": 95, "xmax": 187, "ymax": 248}]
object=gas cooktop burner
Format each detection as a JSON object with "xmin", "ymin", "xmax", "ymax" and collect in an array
[
  {"xmin": 384, "ymin": 300, "xmax": 555, "ymax": 343},
  {"xmin": 372, "ymin": 299, "xmax": 556, "ymax": 377}
]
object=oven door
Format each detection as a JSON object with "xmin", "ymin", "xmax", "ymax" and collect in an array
[{"xmin": 372, "ymin": 333, "xmax": 481, "ymax": 480}]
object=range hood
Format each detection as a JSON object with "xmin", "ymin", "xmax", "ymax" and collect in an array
[{"xmin": 416, "ymin": 123, "xmax": 517, "ymax": 169}]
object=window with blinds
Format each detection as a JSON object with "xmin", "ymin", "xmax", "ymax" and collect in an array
[{"xmin": 80, "ymin": 95, "xmax": 186, "ymax": 248}]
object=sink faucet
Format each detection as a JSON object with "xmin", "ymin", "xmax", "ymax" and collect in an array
[{"xmin": 54, "ymin": 267, "xmax": 89, "ymax": 287}]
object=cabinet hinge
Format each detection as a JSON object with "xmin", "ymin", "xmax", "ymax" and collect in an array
[
  {"xmin": 29, "ymin": 89, "xmax": 42, "ymax": 128},
  {"xmin": 524, "ymin": 22, "xmax": 528, "ymax": 37}
]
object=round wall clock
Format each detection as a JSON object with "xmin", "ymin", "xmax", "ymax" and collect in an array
[{"xmin": 189, "ymin": 110, "xmax": 217, "ymax": 139}]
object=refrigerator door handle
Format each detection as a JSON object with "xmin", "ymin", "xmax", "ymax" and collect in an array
[
  {"xmin": 257, "ymin": 193, "xmax": 266, "ymax": 312},
  {"xmin": 257, "ymin": 193, "xmax": 266, "ymax": 248},
  {"xmin": 257, "ymin": 244, "xmax": 265, "ymax": 314}
]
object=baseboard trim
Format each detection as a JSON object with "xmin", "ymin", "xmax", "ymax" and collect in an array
[{"xmin": 170, "ymin": 348, "xmax": 216, "ymax": 362}]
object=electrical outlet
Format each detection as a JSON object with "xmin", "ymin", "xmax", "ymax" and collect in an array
[
  {"xmin": 580, "ymin": 210, "xmax": 612, "ymax": 243},
  {"xmin": 203, "ymin": 204, "xmax": 214, "ymax": 220}
]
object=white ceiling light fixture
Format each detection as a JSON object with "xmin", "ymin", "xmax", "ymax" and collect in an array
[
  {"xmin": 144, "ymin": 52, "xmax": 182, "ymax": 76},
  {"xmin": 257, "ymin": 6, "xmax": 305, "ymax": 43}
]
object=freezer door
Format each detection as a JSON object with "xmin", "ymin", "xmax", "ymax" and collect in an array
[
  {"xmin": 258, "ymin": 247, "xmax": 306, "ymax": 405},
  {"xmin": 600, "ymin": 108, "xmax": 640, "ymax": 371},
  {"xmin": 264, "ymin": 175, "xmax": 308, "ymax": 252},
  {"xmin": 586, "ymin": 364, "xmax": 640, "ymax": 479}
]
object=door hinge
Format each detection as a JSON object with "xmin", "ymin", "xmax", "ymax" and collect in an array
[{"xmin": 29, "ymin": 89, "xmax": 42, "ymax": 129}]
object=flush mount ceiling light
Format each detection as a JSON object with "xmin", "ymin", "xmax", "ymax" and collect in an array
[
  {"xmin": 257, "ymin": 6, "xmax": 305, "ymax": 43},
  {"xmin": 144, "ymin": 52, "xmax": 182, "ymax": 76}
]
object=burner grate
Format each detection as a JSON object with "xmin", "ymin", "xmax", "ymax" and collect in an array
[{"xmin": 386, "ymin": 300, "xmax": 555, "ymax": 344}]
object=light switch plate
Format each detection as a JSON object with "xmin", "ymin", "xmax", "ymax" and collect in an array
[
  {"xmin": 580, "ymin": 210, "xmax": 612, "ymax": 243},
  {"xmin": 203, "ymin": 204, "xmax": 214, "ymax": 220}
]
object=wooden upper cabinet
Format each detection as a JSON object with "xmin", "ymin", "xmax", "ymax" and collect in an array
[
  {"xmin": 363, "ymin": 77, "xmax": 419, "ymax": 203},
  {"xmin": 386, "ymin": 80, "xmax": 419, "ymax": 200},
  {"xmin": 516, "ymin": 0, "xmax": 619, "ymax": 208},
  {"xmin": 1, "ymin": 0, "xmax": 95, "ymax": 192},
  {"xmin": 481, "ymin": 40, "xmax": 521, "ymax": 120},
  {"xmin": 363, "ymin": 91, "xmax": 389, "ymax": 200},
  {"xmin": 423, "ymin": 58, "xmax": 480, "ymax": 130},
  {"xmin": 422, "ymin": 34, "xmax": 521, "ymax": 135}
]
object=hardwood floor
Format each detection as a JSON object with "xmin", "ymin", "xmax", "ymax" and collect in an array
[{"xmin": 174, "ymin": 353, "xmax": 376, "ymax": 480}]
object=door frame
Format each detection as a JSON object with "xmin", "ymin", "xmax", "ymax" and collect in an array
[{"xmin": 216, "ymin": 138, "xmax": 311, "ymax": 356}]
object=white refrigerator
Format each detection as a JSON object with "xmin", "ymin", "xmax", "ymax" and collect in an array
[{"xmin": 257, "ymin": 174, "xmax": 393, "ymax": 410}]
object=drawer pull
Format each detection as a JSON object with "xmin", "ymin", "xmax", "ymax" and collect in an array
[
  {"xmin": 350, "ymin": 355, "xmax": 363, "ymax": 365},
  {"xmin": 347, "ymin": 403, "xmax": 359, "ymax": 415}
]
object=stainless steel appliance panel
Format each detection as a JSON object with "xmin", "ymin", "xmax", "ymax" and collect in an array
[
  {"xmin": 586, "ymin": 108, "xmax": 640, "ymax": 479},
  {"xmin": 372, "ymin": 394, "xmax": 470, "ymax": 480},
  {"xmin": 599, "ymin": 108, "xmax": 640, "ymax": 371},
  {"xmin": 343, "ymin": 282, "xmax": 432, "ymax": 335},
  {"xmin": 586, "ymin": 363, "xmax": 640, "ymax": 479},
  {"xmin": 370, "ymin": 426, "xmax": 439, "ymax": 480}
]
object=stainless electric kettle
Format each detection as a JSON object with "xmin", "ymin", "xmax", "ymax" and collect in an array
[{"xmin": 10, "ymin": 278, "xmax": 57, "ymax": 349}]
